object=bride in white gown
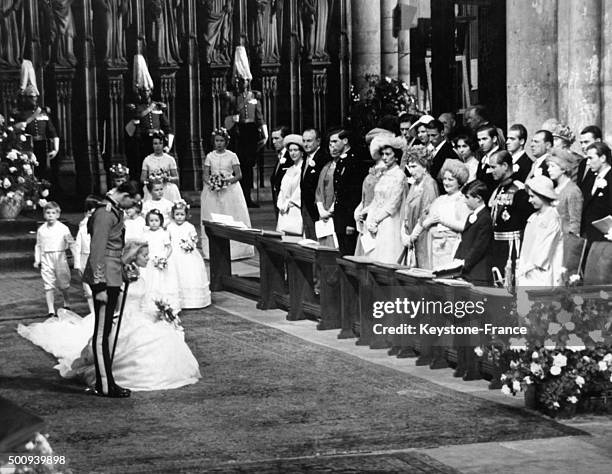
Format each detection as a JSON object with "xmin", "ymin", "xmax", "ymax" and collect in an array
[{"xmin": 17, "ymin": 241, "xmax": 201, "ymax": 391}]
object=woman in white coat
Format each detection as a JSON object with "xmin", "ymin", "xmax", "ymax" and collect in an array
[{"xmin": 276, "ymin": 134, "xmax": 304, "ymax": 236}]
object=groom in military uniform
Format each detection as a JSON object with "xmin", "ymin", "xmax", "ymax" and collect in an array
[{"xmin": 83, "ymin": 181, "xmax": 139, "ymax": 398}]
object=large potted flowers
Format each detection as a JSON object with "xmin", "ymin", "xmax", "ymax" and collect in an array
[{"xmin": 0, "ymin": 114, "xmax": 50, "ymax": 219}]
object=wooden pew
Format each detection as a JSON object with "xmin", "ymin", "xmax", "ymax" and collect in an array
[
  {"xmin": 203, "ymin": 220, "xmax": 261, "ymax": 299},
  {"xmin": 283, "ymin": 242, "xmax": 341, "ymax": 329},
  {"xmin": 336, "ymin": 256, "xmax": 374, "ymax": 342},
  {"xmin": 256, "ymin": 234, "xmax": 289, "ymax": 310}
]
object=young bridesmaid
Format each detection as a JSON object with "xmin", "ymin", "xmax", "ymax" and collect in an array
[
  {"xmin": 200, "ymin": 128, "xmax": 254, "ymax": 260},
  {"xmin": 141, "ymin": 132, "xmax": 181, "ymax": 202},
  {"xmin": 124, "ymin": 201, "xmax": 146, "ymax": 242},
  {"xmin": 142, "ymin": 209, "xmax": 181, "ymax": 312},
  {"xmin": 167, "ymin": 200, "xmax": 211, "ymax": 309},
  {"xmin": 142, "ymin": 180, "xmax": 173, "ymax": 227}
]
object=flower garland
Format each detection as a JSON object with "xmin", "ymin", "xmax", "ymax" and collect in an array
[{"xmin": 154, "ymin": 298, "xmax": 182, "ymax": 330}]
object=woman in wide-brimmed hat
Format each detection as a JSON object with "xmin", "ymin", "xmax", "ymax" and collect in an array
[
  {"xmin": 516, "ymin": 175, "xmax": 564, "ymax": 286},
  {"xmin": 276, "ymin": 134, "xmax": 305, "ymax": 235},
  {"xmin": 358, "ymin": 134, "xmax": 407, "ymax": 263}
]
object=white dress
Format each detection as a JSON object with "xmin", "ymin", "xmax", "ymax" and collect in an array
[
  {"xmin": 17, "ymin": 276, "xmax": 201, "ymax": 391},
  {"xmin": 276, "ymin": 160, "xmax": 303, "ymax": 235},
  {"xmin": 167, "ymin": 221, "xmax": 211, "ymax": 308},
  {"xmin": 141, "ymin": 153, "xmax": 182, "ymax": 202},
  {"xmin": 142, "ymin": 198, "xmax": 174, "ymax": 227},
  {"xmin": 124, "ymin": 215, "xmax": 146, "ymax": 242},
  {"xmin": 200, "ymin": 150, "xmax": 254, "ymax": 260},
  {"xmin": 142, "ymin": 228, "xmax": 182, "ymax": 312},
  {"xmin": 363, "ymin": 164, "xmax": 406, "ymax": 263}
]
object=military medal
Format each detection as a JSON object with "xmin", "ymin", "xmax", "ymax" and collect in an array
[{"xmin": 501, "ymin": 209, "xmax": 510, "ymax": 221}]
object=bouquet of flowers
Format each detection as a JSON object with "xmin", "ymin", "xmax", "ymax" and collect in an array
[
  {"xmin": 152, "ymin": 256, "xmax": 168, "ymax": 270},
  {"xmin": 0, "ymin": 114, "xmax": 51, "ymax": 212},
  {"xmin": 144, "ymin": 169, "xmax": 169, "ymax": 187},
  {"xmin": 209, "ymin": 172, "xmax": 228, "ymax": 192},
  {"xmin": 154, "ymin": 298, "xmax": 182, "ymax": 329},
  {"xmin": 179, "ymin": 234, "xmax": 198, "ymax": 253}
]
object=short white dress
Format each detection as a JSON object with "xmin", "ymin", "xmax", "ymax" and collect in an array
[
  {"xmin": 167, "ymin": 221, "xmax": 211, "ymax": 308},
  {"xmin": 142, "ymin": 228, "xmax": 182, "ymax": 312}
]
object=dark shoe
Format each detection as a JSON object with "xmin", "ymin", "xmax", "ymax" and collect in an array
[
  {"xmin": 397, "ymin": 347, "xmax": 417, "ymax": 359},
  {"xmin": 387, "ymin": 346, "xmax": 400, "ymax": 356},
  {"xmin": 89, "ymin": 385, "xmax": 131, "ymax": 398},
  {"xmin": 46, "ymin": 313, "xmax": 57, "ymax": 318},
  {"xmin": 63, "ymin": 306, "xmax": 71, "ymax": 311}
]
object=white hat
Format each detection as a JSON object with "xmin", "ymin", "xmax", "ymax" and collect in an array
[
  {"xmin": 232, "ymin": 46, "xmax": 253, "ymax": 81},
  {"xmin": 526, "ymin": 175, "xmax": 558, "ymax": 201},
  {"xmin": 409, "ymin": 114, "xmax": 435, "ymax": 131},
  {"xmin": 369, "ymin": 135, "xmax": 406, "ymax": 161},
  {"xmin": 365, "ymin": 127, "xmax": 395, "ymax": 145},
  {"xmin": 133, "ymin": 54, "xmax": 154, "ymax": 92},
  {"xmin": 283, "ymin": 134, "xmax": 304, "ymax": 149},
  {"xmin": 19, "ymin": 60, "xmax": 39, "ymax": 96}
]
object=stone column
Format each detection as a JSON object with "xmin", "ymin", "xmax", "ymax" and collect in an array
[
  {"xmin": 351, "ymin": 0, "xmax": 381, "ymax": 93},
  {"xmin": 556, "ymin": 0, "xmax": 570, "ymax": 122},
  {"xmin": 397, "ymin": 0, "xmax": 411, "ymax": 85},
  {"xmin": 381, "ymin": 0, "xmax": 398, "ymax": 78},
  {"xmin": 506, "ymin": 0, "xmax": 558, "ymax": 137},
  {"xmin": 566, "ymin": 1, "xmax": 601, "ymax": 138},
  {"xmin": 603, "ymin": 0, "xmax": 612, "ymax": 142}
]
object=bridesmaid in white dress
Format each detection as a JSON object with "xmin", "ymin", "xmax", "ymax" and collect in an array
[
  {"xmin": 167, "ymin": 200, "xmax": 211, "ymax": 308},
  {"xmin": 18, "ymin": 241, "xmax": 201, "ymax": 391},
  {"xmin": 200, "ymin": 128, "xmax": 254, "ymax": 260},
  {"xmin": 362, "ymin": 135, "xmax": 407, "ymax": 263},
  {"xmin": 141, "ymin": 132, "xmax": 182, "ymax": 202},
  {"xmin": 276, "ymin": 134, "xmax": 304, "ymax": 235}
]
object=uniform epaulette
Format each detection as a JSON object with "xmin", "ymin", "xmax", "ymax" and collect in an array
[
  {"xmin": 512, "ymin": 180, "xmax": 525, "ymax": 189},
  {"xmin": 154, "ymin": 101, "xmax": 167, "ymax": 109},
  {"xmin": 44, "ymin": 106, "xmax": 51, "ymax": 114},
  {"xmin": 126, "ymin": 103, "xmax": 136, "ymax": 111}
]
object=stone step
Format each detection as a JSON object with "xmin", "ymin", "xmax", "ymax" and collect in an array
[
  {"xmin": 0, "ymin": 217, "xmax": 38, "ymax": 234},
  {"xmin": 0, "ymin": 251, "xmax": 35, "ymax": 272},
  {"xmin": 0, "ymin": 232, "xmax": 37, "ymax": 252}
]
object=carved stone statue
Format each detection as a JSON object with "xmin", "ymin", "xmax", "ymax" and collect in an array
[
  {"xmin": 92, "ymin": 0, "xmax": 131, "ymax": 68},
  {"xmin": 202, "ymin": 0, "xmax": 233, "ymax": 65},
  {"xmin": 40, "ymin": 0, "xmax": 77, "ymax": 68},
  {"xmin": 149, "ymin": 0, "xmax": 182, "ymax": 67},
  {"xmin": 299, "ymin": 0, "xmax": 329, "ymax": 61},
  {"xmin": 0, "ymin": 0, "xmax": 25, "ymax": 68},
  {"xmin": 251, "ymin": 0, "xmax": 280, "ymax": 63}
]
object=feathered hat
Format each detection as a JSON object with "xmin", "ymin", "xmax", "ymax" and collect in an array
[
  {"xmin": 19, "ymin": 60, "xmax": 40, "ymax": 96},
  {"xmin": 133, "ymin": 54, "xmax": 154, "ymax": 93},
  {"xmin": 232, "ymin": 46, "xmax": 253, "ymax": 81}
]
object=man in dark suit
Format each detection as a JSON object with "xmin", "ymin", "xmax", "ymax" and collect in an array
[
  {"xmin": 426, "ymin": 119, "xmax": 461, "ymax": 188},
  {"xmin": 329, "ymin": 129, "xmax": 369, "ymax": 256},
  {"xmin": 270, "ymin": 125, "xmax": 292, "ymax": 218},
  {"xmin": 300, "ymin": 128, "xmax": 330, "ymax": 240},
  {"xmin": 506, "ymin": 124, "xmax": 532, "ymax": 183},
  {"xmin": 476, "ymin": 124, "xmax": 502, "ymax": 200},
  {"xmin": 577, "ymin": 125, "xmax": 603, "ymax": 195},
  {"xmin": 455, "ymin": 180, "xmax": 493, "ymax": 286},
  {"xmin": 582, "ymin": 142, "xmax": 612, "ymax": 242},
  {"xmin": 527, "ymin": 130, "xmax": 552, "ymax": 180}
]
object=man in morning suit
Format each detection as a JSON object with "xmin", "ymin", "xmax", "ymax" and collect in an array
[
  {"xmin": 426, "ymin": 119, "xmax": 461, "ymax": 188},
  {"xmin": 329, "ymin": 129, "xmax": 369, "ymax": 256},
  {"xmin": 301, "ymin": 128, "xmax": 330, "ymax": 240},
  {"xmin": 577, "ymin": 125, "xmax": 603, "ymax": 195},
  {"xmin": 527, "ymin": 130, "xmax": 552, "ymax": 180},
  {"xmin": 476, "ymin": 125, "xmax": 502, "ymax": 200},
  {"xmin": 270, "ymin": 125, "xmax": 292, "ymax": 218},
  {"xmin": 581, "ymin": 142, "xmax": 612, "ymax": 242},
  {"xmin": 83, "ymin": 181, "xmax": 139, "ymax": 397},
  {"xmin": 506, "ymin": 124, "xmax": 532, "ymax": 183}
]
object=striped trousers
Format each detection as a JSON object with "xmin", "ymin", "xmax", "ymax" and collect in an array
[{"xmin": 91, "ymin": 284, "xmax": 121, "ymax": 394}]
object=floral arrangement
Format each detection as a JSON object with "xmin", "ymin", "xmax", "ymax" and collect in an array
[
  {"xmin": 0, "ymin": 432, "xmax": 70, "ymax": 473},
  {"xmin": 179, "ymin": 234, "xmax": 198, "ymax": 253},
  {"xmin": 144, "ymin": 168, "xmax": 168, "ymax": 187},
  {"xmin": 348, "ymin": 75, "xmax": 420, "ymax": 140},
  {"xmin": 0, "ymin": 114, "xmax": 51, "ymax": 212},
  {"xmin": 109, "ymin": 163, "xmax": 129, "ymax": 178},
  {"xmin": 501, "ymin": 347, "xmax": 612, "ymax": 414},
  {"xmin": 154, "ymin": 298, "xmax": 181, "ymax": 329},
  {"xmin": 152, "ymin": 256, "xmax": 168, "ymax": 270},
  {"xmin": 209, "ymin": 172, "xmax": 228, "ymax": 192}
]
